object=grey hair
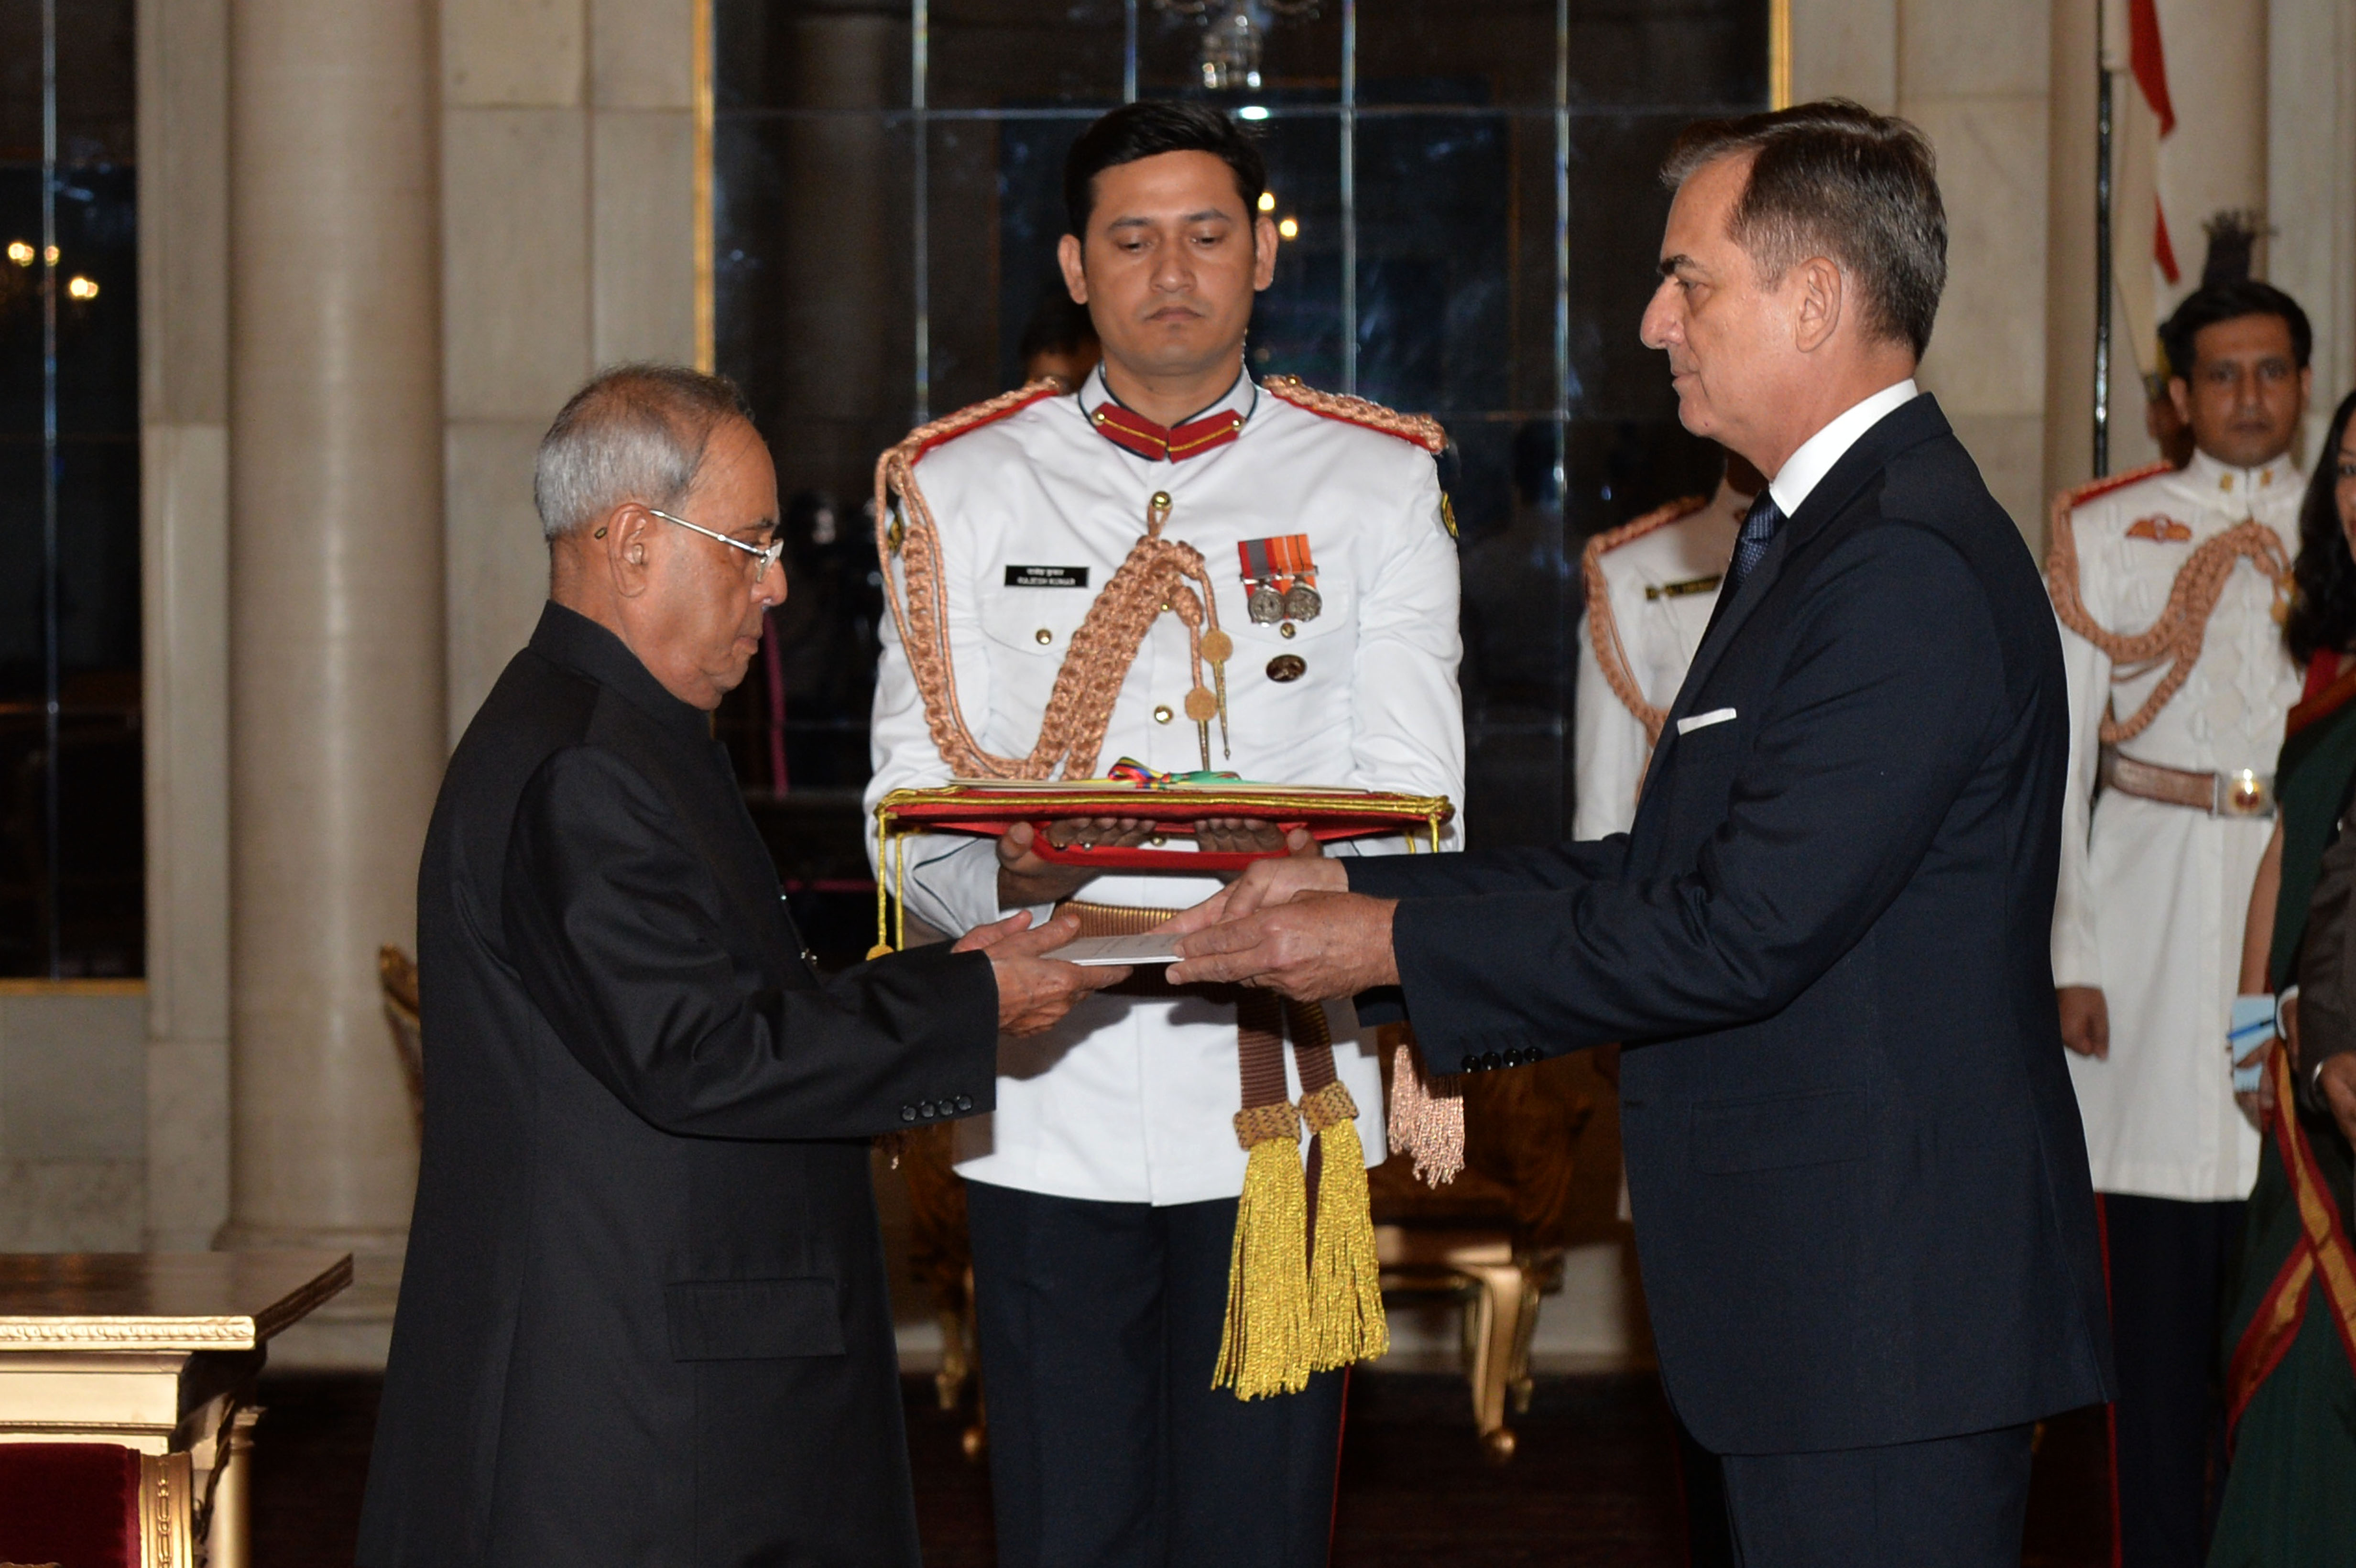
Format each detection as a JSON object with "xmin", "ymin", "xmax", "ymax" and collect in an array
[
  {"xmin": 1661, "ymin": 99, "xmax": 1946, "ymax": 359},
  {"xmin": 533, "ymin": 363, "xmax": 750, "ymax": 541}
]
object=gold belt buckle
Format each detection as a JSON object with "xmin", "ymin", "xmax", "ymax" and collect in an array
[{"xmin": 2215, "ymin": 769, "xmax": 2276, "ymax": 818}]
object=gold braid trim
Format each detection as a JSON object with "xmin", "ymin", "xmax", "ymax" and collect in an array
[
  {"xmin": 1263, "ymin": 375, "xmax": 1448, "ymax": 453},
  {"xmin": 1233, "ymin": 1099, "xmax": 1304, "ymax": 1149},
  {"xmin": 1299, "ymin": 1078, "xmax": 1358, "ymax": 1135},
  {"xmin": 2045, "ymin": 496, "xmax": 2291, "ymax": 745},
  {"xmin": 1581, "ymin": 494, "xmax": 1711, "ymax": 745},
  {"xmin": 874, "ymin": 382, "xmax": 1230, "ymax": 779}
]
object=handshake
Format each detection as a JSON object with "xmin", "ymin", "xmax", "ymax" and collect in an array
[{"xmin": 957, "ymin": 828, "xmax": 1403, "ymax": 1036}]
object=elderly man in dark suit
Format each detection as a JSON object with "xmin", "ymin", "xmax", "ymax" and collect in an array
[
  {"xmin": 357, "ymin": 365, "xmax": 1123, "ymax": 1568},
  {"xmin": 1168, "ymin": 101, "xmax": 2114, "ymax": 1567}
]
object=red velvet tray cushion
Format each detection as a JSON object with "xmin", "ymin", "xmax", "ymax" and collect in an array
[
  {"xmin": 0, "ymin": 1442, "xmax": 138, "ymax": 1568},
  {"xmin": 878, "ymin": 789, "xmax": 1451, "ymax": 872}
]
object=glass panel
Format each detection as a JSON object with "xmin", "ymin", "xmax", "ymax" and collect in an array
[
  {"xmin": 1136, "ymin": 3, "xmax": 1341, "ymax": 104},
  {"xmin": 1355, "ymin": 0, "xmax": 1559, "ymax": 109},
  {"xmin": 0, "ymin": 0, "xmax": 141, "ymax": 976},
  {"xmin": 1561, "ymin": 112, "xmax": 1726, "ymax": 535},
  {"xmin": 715, "ymin": 3, "xmax": 913, "ymax": 115},
  {"xmin": 1245, "ymin": 113, "xmax": 1342, "ymax": 388},
  {"xmin": 1564, "ymin": 0, "xmax": 1768, "ymax": 109},
  {"xmin": 928, "ymin": 0, "xmax": 1131, "ymax": 110}
]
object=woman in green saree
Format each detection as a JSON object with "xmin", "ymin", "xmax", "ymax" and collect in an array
[{"xmin": 2212, "ymin": 386, "xmax": 2356, "ymax": 1568}]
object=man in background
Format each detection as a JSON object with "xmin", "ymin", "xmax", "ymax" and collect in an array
[
  {"xmin": 2046, "ymin": 279, "xmax": 2312, "ymax": 1568},
  {"xmin": 1573, "ymin": 450, "xmax": 1759, "ymax": 839}
]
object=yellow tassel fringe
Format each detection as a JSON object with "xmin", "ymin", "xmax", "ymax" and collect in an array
[
  {"xmin": 1307, "ymin": 1114, "xmax": 1389, "ymax": 1370},
  {"xmin": 1214, "ymin": 1116, "xmax": 1312, "ymax": 1399}
]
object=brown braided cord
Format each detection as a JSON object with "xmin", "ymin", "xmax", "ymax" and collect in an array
[
  {"xmin": 1299, "ymin": 1078, "xmax": 1358, "ymax": 1135},
  {"xmin": 875, "ymin": 381, "xmax": 1229, "ymax": 780},
  {"xmin": 1581, "ymin": 494, "xmax": 1711, "ymax": 745},
  {"xmin": 1263, "ymin": 376, "xmax": 1448, "ymax": 454},
  {"xmin": 1234, "ymin": 1098, "xmax": 1304, "ymax": 1148},
  {"xmin": 2045, "ymin": 498, "xmax": 2292, "ymax": 744}
]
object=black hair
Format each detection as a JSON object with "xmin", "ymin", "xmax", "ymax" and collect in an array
[
  {"xmin": 1063, "ymin": 101, "xmax": 1266, "ymax": 240},
  {"xmin": 2160, "ymin": 279, "xmax": 2312, "ymax": 383},
  {"xmin": 2284, "ymin": 386, "xmax": 2356, "ymax": 667},
  {"xmin": 1662, "ymin": 98, "xmax": 1946, "ymax": 359},
  {"xmin": 1017, "ymin": 285, "xmax": 1098, "ymax": 364}
]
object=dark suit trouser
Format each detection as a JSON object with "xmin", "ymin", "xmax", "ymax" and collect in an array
[
  {"xmin": 1717, "ymin": 1423, "xmax": 2035, "ymax": 1568},
  {"xmin": 2099, "ymin": 1192, "xmax": 2245, "ymax": 1568},
  {"xmin": 966, "ymin": 1181, "xmax": 1346, "ymax": 1568}
]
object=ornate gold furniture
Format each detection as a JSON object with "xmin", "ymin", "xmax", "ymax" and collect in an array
[
  {"xmin": 0, "ymin": 1251, "xmax": 352, "ymax": 1568},
  {"xmin": 379, "ymin": 945, "xmax": 425, "ymax": 1141},
  {"xmin": 0, "ymin": 1443, "xmax": 195, "ymax": 1567},
  {"xmin": 1369, "ymin": 1035, "xmax": 1626, "ymax": 1462}
]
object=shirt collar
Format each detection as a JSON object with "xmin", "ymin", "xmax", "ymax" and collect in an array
[
  {"xmin": 1767, "ymin": 378, "xmax": 1921, "ymax": 518},
  {"xmin": 2183, "ymin": 444, "xmax": 2301, "ymax": 501},
  {"xmin": 1078, "ymin": 365, "xmax": 1257, "ymax": 462},
  {"xmin": 529, "ymin": 600, "xmax": 714, "ymax": 746}
]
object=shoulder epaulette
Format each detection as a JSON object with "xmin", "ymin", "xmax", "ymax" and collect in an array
[
  {"xmin": 897, "ymin": 379, "xmax": 1065, "ymax": 468},
  {"xmin": 1584, "ymin": 494, "xmax": 1711, "ymax": 563},
  {"xmin": 2061, "ymin": 459, "xmax": 2175, "ymax": 512},
  {"xmin": 1263, "ymin": 375, "xmax": 1447, "ymax": 454}
]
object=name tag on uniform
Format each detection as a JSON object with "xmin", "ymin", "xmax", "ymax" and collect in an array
[
  {"xmin": 1005, "ymin": 565, "xmax": 1090, "ymax": 588},
  {"xmin": 1676, "ymin": 707, "xmax": 1737, "ymax": 735}
]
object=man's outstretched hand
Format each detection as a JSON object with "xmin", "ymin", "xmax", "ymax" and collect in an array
[
  {"xmin": 1163, "ymin": 852, "xmax": 1400, "ymax": 1000},
  {"xmin": 956, "ymin": 908, "xmax": 1129, "ymax": 1036}
]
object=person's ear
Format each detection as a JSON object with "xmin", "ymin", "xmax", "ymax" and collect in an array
[
  {"xmin": 2169, "ymin": 376, "xmax": 2192, "ymax": 426},
  {"xmin": 1253, "ymin": 214, "xmax": 1279, "ymax": 292},
  {"xmin": 1058, "ymin": 233, "xmax": 1089, "ymax": 305},
  {"xmin": 2300, "ymin": 363, "xmax": 2314, "ymax": 414},
  {"xmin": 1790, "ymin": 256, "xmax": 1842, "ymax": 354},
  {"xmin": 606, "ymin": 503, "xmax": 657, "ymax": 600}
]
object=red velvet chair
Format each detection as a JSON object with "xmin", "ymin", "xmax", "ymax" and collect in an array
[{"xmin": 0, "ymin": 1443, "xmax": 195, "ymax": 1567}]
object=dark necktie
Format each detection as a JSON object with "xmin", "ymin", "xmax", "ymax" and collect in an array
[{"xmin": 1723, "ymin": 490, "xmax": 1785, "ymax": 600}]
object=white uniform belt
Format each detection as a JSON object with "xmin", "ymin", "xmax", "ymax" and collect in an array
[{"xmin": 2099, "ymin": 746, "xmax": 2275, "ymax": 817}]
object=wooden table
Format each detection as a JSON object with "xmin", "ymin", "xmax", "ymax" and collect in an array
[{"xmin": 0, "ymin": 1252, "xmax": 352, "ymax": 1568}]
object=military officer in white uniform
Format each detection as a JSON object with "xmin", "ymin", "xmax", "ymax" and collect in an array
[
  {"xmin": 2046, "ymin": 279, "xmax": 2312, "ymax": 1568},
  {"xmin": 1572, "ymin": 454, "xmax": 1758, "ymax": 839},
  {"xmin": 865, "ymin": 103, "xmax": 1462, "ymax": 1568}
]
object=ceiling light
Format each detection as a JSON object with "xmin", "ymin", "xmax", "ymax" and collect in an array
[
  {"xmin": 65, "ymin": 275, "xmax": 97, "ymax": 301},
  {"xmin": 6, "ymin": 241, "xmax": 31, "ymax": 267},
  {"xmin": 1277, "ymin": 217, "xmax": 1299, "ymax": 240}
]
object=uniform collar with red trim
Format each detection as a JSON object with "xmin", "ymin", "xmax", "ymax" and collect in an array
[{"xmin": 1078, "ymin": 366, "xmax": 1256, "ymax": 462}]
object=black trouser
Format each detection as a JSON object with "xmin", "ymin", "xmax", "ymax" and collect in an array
[
  {"xmin": 2098, "ymin": 1192, "xmax": 2246, "ymax": 1568},
  {"xmin": 965, "ymin": 1181, "xmax": 1347, "ymax": 1568},
  {"xmin": 1717, "ymin": 1423, "xmax": 2037, "ymax": 1568}
]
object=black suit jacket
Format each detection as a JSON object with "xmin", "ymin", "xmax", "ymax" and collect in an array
[
  {"xmin": 358, "ymin": 605, "xmax": 999, "ymax": 1567},
  {"xmin": 1351, "ymin": 397, "xmax": 2113, "ymax": 1454}
]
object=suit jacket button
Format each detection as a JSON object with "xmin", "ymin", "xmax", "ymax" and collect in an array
[
  {"xmin": 955, "ymin": 1094, "xmax": 974, "ymax": 1111},
  {"xmin": 900, "ymin": 1105, "xmax": 917, "ymax": 1122},
  {"xmin": 919, "ymin": 1100, "xmax": 937, "ymax": 1118},
  {"xmin": 1483, "ymin": 1051, "xmax": 1503, "ymax": 1070}
]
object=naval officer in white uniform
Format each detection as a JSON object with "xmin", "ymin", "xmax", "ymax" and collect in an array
[
  {"xmin": 865, "ymin": 102, "xmax": 1462, "ymax": 1568},
  {"xmin": 2046, "ymin": 279, "xmax": 2312, "ymax": 1568},
  {"xmin": 1572, "ymin": 454, "xmax": 1757, "ymax": 839}
]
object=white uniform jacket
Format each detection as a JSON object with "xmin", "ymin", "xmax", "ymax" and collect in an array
[
  {"xmin": 866, "ymin": 368, "xmax": 1467, "ymax": 1206},
  {"xmin": 1573, "ymin": 492, "xmax": 1741, "ymax": 840},
  {"xmin": 2051, "ymin": 447, "xmax": 2303, "ymax": 1201}
]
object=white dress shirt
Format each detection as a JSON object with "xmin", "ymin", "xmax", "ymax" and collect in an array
[
  {"xmin": 865, "ymin": 367, "xmax": 1467, "ymax": 1206},
  {"xmin": 1767, "ymin": 378, "xmax": 1921, "ymax": 517}
]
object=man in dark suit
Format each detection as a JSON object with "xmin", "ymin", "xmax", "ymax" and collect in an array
[
  {"xmin": 358, "ymin": 366, "xmax": 1123, "ymax": 1568},
  {"xmin": 1168, "ymin": 101, "xmax": 2114, "ymax": 1566}
]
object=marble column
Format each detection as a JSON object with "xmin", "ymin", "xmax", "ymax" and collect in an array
[{"xmin": 220, "ymin": 0, "xmax": 444, "ymax": 1362}]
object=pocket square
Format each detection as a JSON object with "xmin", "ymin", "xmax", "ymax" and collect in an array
[{"xmin": 1676, "ymin": 707, "xmax": 1737, "ymax": 736}]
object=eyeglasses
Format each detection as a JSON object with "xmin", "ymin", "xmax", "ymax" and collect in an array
[{"xmin": 649, "ymin": 508, "xmax": 785, "ymax": 577}]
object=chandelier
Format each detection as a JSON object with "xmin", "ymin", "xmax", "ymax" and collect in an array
[{"xmin": 1154, "ymin": 0, "xmax": 1324, "ymax": 93}]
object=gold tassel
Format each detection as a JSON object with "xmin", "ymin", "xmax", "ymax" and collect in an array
[
  {"xmin": 1302, "ymin": 1082, "xmax": 1389, "ymax": 1370},
  {"xmin": 1214, "ymin": 1102, "xmax": 1312, "ymax": 1399}
]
